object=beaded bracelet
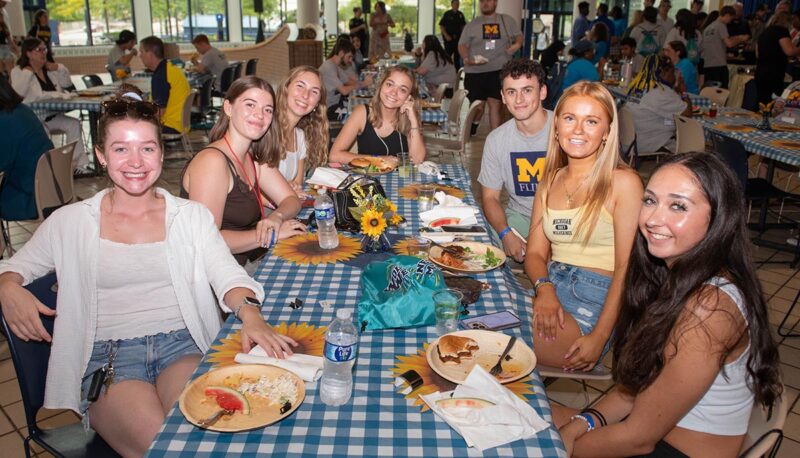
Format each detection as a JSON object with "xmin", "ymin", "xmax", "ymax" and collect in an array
[{"xmin": 570, "ymin": 413, "xmax": 595, "ymax": 432}]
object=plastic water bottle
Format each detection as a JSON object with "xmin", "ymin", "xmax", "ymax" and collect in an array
[
  {"xmin": 314, "ymin": 189, "xmax": 339, "ymax": 249},
  {"xmin": 320, "ymin": 309, "xmax": 358, "ymax": 406}
]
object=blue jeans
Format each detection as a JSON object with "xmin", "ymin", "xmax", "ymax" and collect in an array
[
  {"xmin": 79, "ymin": 328, "xmax": 201, "ymax": 415},
  {"xmin": 546, "ymin": 261, "xmax": 612, "ymax": 357}
]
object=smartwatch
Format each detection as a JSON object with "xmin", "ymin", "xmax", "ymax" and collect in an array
[{"xmin": 233, "ymin": 296, "xmax": 262, "ymax": 320}]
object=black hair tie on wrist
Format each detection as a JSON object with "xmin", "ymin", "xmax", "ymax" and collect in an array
[{"xmin": 582, "ymin": 408, "xmax": 608, "ymax": 427}]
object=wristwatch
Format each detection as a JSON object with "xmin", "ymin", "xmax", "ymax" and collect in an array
[{"xmin": 233, "ymin": 296, "xmax": 262, "ymax": 320}]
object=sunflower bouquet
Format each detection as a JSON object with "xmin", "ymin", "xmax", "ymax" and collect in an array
[
  {"xmin": 758, "ymin": 101, "xmax": 776, "ymax": 131},
  {"xmin": 348, "ymin": 183, "xmax": 403, "ymax": 252}
]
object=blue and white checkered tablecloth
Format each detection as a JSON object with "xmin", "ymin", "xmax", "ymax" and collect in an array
[
  {"xmin": 28, "ymin": 97, "xmax": 103, "ymax": 114},
  {"xmin": 697, "ymin": 108, "xmax": 800, "ymax": 166},
  {"xmin": 605, "ymin": 83, "xmax": 711, "ymax": 108},
  {"xmin": 147, "ymin": 165, "xmax": 566, "ymax": 457}
]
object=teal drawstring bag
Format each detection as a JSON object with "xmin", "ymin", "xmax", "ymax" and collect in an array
[{"xmin": 357, "ymin": 255, "xmax": 446, "ymax": 331}]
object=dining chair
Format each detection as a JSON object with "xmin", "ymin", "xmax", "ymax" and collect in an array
[
  {"xmin": 245, "ymin": 58, "xmax": 259, "ymax": 76},
  {"xmin": 162, "ymin": 90, "xmax": 198, "ymax": 159},
  {"xmin": 538, "ymin": 364, "xmax": 613, "ymax": 409},
  {"xmin": 439, "ymin": 88, "xmax": 468, "ymax": 139},
  {"xmin": 739, "ymin": 391, "xmax": 789, "ymax": 458},
  {"xmin": 432, "ymin": 82, "xmax": 449, "ymax": 103},
  {"xmin": 211, "ymin": 65, "xmax": 237, "ymax": 110},
  {"xmin": 673, "ymin": 115, "xmax": 706, "ymax": 154},
  {"xmin": 0, "ymin": 272, "xmax": 120, "ymax": 458},
  {"xmin": 423, "ymin": 100, "xmax": 484, "ymax": 167},
  {"xmin": 618, "ymin": 105, "xmax": 672, "ymax": 169},
  {"xmin": 81, "ymin": 74, "xmax": 103, "ymax": 89},
  {"xmin": 700, "ymin": 86, "xmax": 730, "ymax": 106}
]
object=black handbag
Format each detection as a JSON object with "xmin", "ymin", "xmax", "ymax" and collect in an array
[{"xmin": 330, "ymin": 175, "xmax": 387, "ymax": 232}]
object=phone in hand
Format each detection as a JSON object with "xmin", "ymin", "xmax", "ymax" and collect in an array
[{"xmin": 459, "ymin": 310, "xmax": 522, "ymax": 331}]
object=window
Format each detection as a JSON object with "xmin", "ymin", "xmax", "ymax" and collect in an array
[
  {"xmin": 241, "ymin": 0, "xmax": 285, "ymax": 41},
  {"xmin": 150, "ymin": 0, "xmax": 229, "ymax": 42},
  {"xmin": 48, "ymin": 0, "xmax": 135, "ymax": 46}
]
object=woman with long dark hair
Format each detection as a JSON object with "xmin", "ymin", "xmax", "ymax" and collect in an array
[
  {"xmin": 665, "ymin": 9, "xmax": 702, "ymax": 66},
  {"xmin": 415, "ymin": 35, "xmax": 456, "ymax": 94},
  {"xmin": 555, "ymin": 153, "xmax": 782, "ymax": 457},
  {"xmin": 539, "ymin": 40, "xmax": 565, "ymax": 75}
]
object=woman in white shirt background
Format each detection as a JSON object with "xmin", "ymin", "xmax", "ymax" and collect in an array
[
  {"xmin": 0, "ymin": 93, "xmax": 296, "ymax": 456},
  {"xmin": 10, "ymin": 38, "xmax": 89, "ymax": 173}
]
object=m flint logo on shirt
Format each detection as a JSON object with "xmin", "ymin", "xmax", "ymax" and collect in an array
[
  {"xmin": 482, "ymin": 24, "xmax": 501, "ymax": 40},
  {"xmin": 510, "ymin": 151, "xmax": 546, "ymax": 197},
  {"xmin": 553, "ymin": 218, "xmax": 572, "ymax": 236}
]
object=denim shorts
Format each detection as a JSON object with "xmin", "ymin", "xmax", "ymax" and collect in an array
[
  {"xmin": 79, "ymin": 328, "xmax": 202, "ymax": 415},
  {"xmin": 547, "ymin": 261, "xmax": 611, "ymax": 339}
]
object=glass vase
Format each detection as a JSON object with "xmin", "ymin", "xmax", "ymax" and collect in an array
[
  {"xmin": 757, "ymin": 111, "xmax": 772, "ymax": 131},
  {"xmin": 361, "ymin": 233, "xmax": 392, "ymax": 253}
]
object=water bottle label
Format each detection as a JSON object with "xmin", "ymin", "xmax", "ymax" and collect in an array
[
  {"xmin": 315, "ymin": 207, "xmax": 335, "ymax": 221},
  {"xmin": 324, "ymin": 342, "xmax": 357, "ymax": 362}
]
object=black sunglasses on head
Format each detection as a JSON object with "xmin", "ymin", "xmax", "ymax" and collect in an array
[{"xmin": 102, "ymin": 99, "xmax": 159, "ymax": 119}]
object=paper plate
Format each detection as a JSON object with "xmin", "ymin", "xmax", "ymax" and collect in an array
[
  {"xmin": 179, "ymin": 364, "xmax": 305, "ymax": 432},
  {"xmin": 426, "ymin": 330, "xmax": 536, "ymax": 384},
  {"xmin": 429, "ymin": 241, "xmax": 506, "ymax": 273},
  {"xmin": 713, "ymin": 123, "xmax": 756, "ymax": 132},
  {"xmin": 421, "ymin": 101, "xmax": 442, "ymax": 109},
  {"xmin": 771, "ymin": 139, "xmax": 800, "ymax": 150},
  {"xmin": 771, "ymin": 124, "xmax": 800, "ymax": 133}
]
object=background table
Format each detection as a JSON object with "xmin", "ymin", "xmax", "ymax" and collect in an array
[
  {"xmin": 605, "ymin": 83, "xmax": 711, "ymax": 108},
  {"xmin": 147, "ymin": 165, "xmax": 566, "ymax": 457}
]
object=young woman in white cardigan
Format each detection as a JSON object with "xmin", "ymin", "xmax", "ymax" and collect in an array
[{"xmin": 0, "ymin": 93, "xmax": 296, "ymax": 456}]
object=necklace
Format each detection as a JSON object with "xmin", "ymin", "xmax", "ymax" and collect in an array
[
  {"xmin": 562, "ymin": 172, "xmax": 587, "ymax": 208},
  {"xmin": 223, "ymin": 134, "xmax": 264, "ymax": 218}
]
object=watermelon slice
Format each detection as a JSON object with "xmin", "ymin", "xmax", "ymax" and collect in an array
[
  {"xmin": 435, "ymin": 397, "xmax": 495, "ymax": 410},
  {"xmin": 204, "ymin": 386, "xmax": 251, "ymax": 415},
  {"xmin": 430, "ymin": 217, "xmax": 461, "ymax": 228}
]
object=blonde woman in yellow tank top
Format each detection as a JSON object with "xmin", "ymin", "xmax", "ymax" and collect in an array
[{"xmin": 524, "ymin": 81, "xmax": 643, "ymax": 371}]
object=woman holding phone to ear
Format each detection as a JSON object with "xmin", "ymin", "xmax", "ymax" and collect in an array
[{"xmin": 330, "ymin": 65, "xmax": 426, "ymax": 166}]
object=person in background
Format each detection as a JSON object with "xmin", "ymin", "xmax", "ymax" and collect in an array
[
  {"xmin": 539, "ymin": 40, "xmax": 566, "ymax": 75},
  {"xmin": 561, "ymin": 39, "xmax": 599, "ymax": 91},
  {"xmin": 700, "ymin": 10, "xmax": 718, "ymax": 31},
  {"xmin": 573, "ymin": 2, "xmax": 592, "ymax": 45},
  {"xmin": 620, "ymin": 37, "xmax": 644, "ymax": 74},
  {"xmin": 479, "ymin": 59, "xmax": 552, "ymax": 264},
  {"xmin": 556, "ymin": 153, "xmax": 781, "ymax": 458},
  {"xmin": 665, "ymin": 9, "xmax": 702, "ymax": 67},
  {"xmin": 0, "ymin": 74, "xmax": 53, "ymax": 221},
  {"xmin": 657, "ymin": 0, "xmax": 675, "ymax": 45},
  {"xmin": 351, "ymin": 34, "xmax": 366, "ymax": 73},
  {"xmin": 791, "ymin": 11, "xmax": 800, "ymax": 47},
  {"xmin": 330, "ymin": 66, "xmax": 425, "ymax": 165},
  {"xmin": 416, "ymin": 35, "xmax": 456, "ymax": 95},
  {"xmin": 27, "ymin": 9, "xmax": 53, "ymax": 63},
  {"xmin": 319, "ymin": 39, "xmax": 372, "ymax": 121},
  {"xmin": 10, "ymin": 38, "xmax": 90, "ymax": 173},
  {"xmin": 728, "ymin": 2, "xmax": 751, "ymax": 43},
  {"xmin": 181, "ymin": 77, "xmax": 305, "ymax": 268},
  {"xmin": 0, "ymin": 7, "xmax": 18, "ymax": 75},
  {"xmin": 458, "ymin": 0, "xmax": 522, "ymax": 134},
  {"xmin": 190, "ymin": 34, "xmax": 227, "ymax": 92},
  {"xmin": 590, "ymin": 23, "xmax": 610, "ymax": 71},
  {"xmin": 336, "ymin": 35, "xmax": 360, "ymax": 86},
  {"xmin": 107, "ymin": 30, "xmax": 137, "ymax": 81},
  {"xmin": 349, "ymin": 7, "xmax": 369, "ymax": 62},
  {"xmin": 701, "ymin": 6, "xmax": 749, "ymax": 89},
  {"xmin": 610, "ymin": 6, "xmax": 628, "ymax": 38},
  {"xmin": 269, "ymin": 66, "xmax": 329, "ymax": 197},
  {"xmin": 594, "ymin": 4, "xmax": 616, "ymax": 41},
  {"xmin": 756, "ymin": 12, "xmax": 800, "ymax": 105},
  {"xmin": 439, "ymin": 0, "xmax": 467, "ymax": 70},
  {"xmin": 525, "ymin": 81, "xmax": 643, "ymax": 372},
  {"xmin": 690, "ymin": 0, "xmax": 704, "ymax": 15},
  {"xmin": 749, "ymin": 4, "xmax": 770, "ymax": 45},
  {"xmin": 626, "ymin": 55, "xmax": 691, "ymax": 154},
  {"xmin": 139, "ymin": 36, "xmax": 190, "ymax": 135},
  {"xmin": 0, "ymin": 91, "xmax": 297, "ymax": 456},
  {"xmin": 623, "ymin": 10, "xmax": 644, "ymax": 39},
  {"xmin": 369, "ymin": 1, "xmax": 395, "ymax": 60},
  {"xmin": 664, "ymin": 41, "xmax": 699, "ymax": 94},
  {"xmin": 630, "ymin": 6, "xmax": 664, "ymax": 57}
]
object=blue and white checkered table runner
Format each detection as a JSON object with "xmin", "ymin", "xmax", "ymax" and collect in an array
[
  {"xmin": 697, "ymin": 109, "xmax": 800, "ymax": 166},
  {"xmin": 147, "ymin": 165, "xmax": 566, "ymax": 457}
]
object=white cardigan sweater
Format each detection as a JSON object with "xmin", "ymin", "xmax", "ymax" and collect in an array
[{"xmin": 0, "ymin": 189, "xmax": 264, "ymax": 414}]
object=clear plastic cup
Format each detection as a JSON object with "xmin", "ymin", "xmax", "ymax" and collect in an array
[{"xmin": 434, "ymin": 289, "xmax": 464, "ymax": 335}]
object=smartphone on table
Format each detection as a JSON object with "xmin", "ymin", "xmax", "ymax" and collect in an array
[{"xmin": 459, "ymin": 310, "xmax": 522, "ymax": 331}]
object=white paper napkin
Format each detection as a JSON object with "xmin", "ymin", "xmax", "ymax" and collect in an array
[
  {"xmin": 420, "ymin": 365, "xmax": 550, "ymax": 451},
  {"xmin": 420, "ymin": 206, "xmax": 479, "ymax": 227},
  {"xmin": 419, "ymin": 233, "xmax": 456, "ymax": 243},
  {"xmin": 306, "ymin": 167, "xmax": 350, "ymax": 188},
  {"xmin": 473, "ymin": 54, "xmax": 489, "ymax": 65},
  {"xmin": 234, "ymin": 346, "xmax": 324, "ymax": 382}
]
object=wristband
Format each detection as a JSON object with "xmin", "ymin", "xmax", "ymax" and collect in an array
[
  {"xmin": 582, "ymin": 408, "xmax": 608, "ymax": 427},
  {"xmin": 570, "ymin": 413, "xmax": 595, "ymax": 432},
  {"xmin": 533, "ymin": 277, "xmax": 554, "ymax": 295},
  {"xmin": 498, "ymin": 227, "xmax": 512, "ymax": 240}
]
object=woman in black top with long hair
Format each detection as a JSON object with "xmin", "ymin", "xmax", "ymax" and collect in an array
[{"xmin": 539, "ymin": 40, "xmax": 565, "ymax": 75}]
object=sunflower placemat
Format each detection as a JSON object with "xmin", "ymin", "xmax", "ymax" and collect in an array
[
  {"xmin": 207, "ymin": 322, "xmax": 327, "ymax": 367},
  {"xmin": 713, "ymin": 123, "xmax": 756, "ymax": 133},
  {"xmin": 721, "ymin": 111, "xmax": 759, "ymax": 119},
  {"xmin": 398, "ymin": 183, "xmax": 465, "ymax": 200},
  {"xmin": 770, "ymin": 139, "xmax": 800, "ymax": 150},
  {"xmin": 390, "ymin": 343, "xmax": 534, "ymax": 412},
  {"xmin": 393, "ymin": 236, "xmax": 420, "ymax": 255},
  {"xmin": 272, "ymin": 233, "xmax": 362, "ymax": 265},
  {"xmin": 771, "ymin": 124, "xmax": 800, "ymax": 133}
]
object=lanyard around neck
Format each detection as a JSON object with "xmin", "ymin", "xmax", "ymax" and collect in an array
[{"xmin": 223, "ymin": 134, "xmax": 264, "ymax": 218}]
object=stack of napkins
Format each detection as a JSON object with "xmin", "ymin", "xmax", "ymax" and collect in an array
[
  {"xmin": 234, "ymin": 346, "xmax": 324, "ymax": 382},
  {"xmin": 306, "ymin": 167, "xmax": 350, "ymax": 188},
  {"xmin": 420, "ymin": 366, "xmax": 550, "ymax": 451}
]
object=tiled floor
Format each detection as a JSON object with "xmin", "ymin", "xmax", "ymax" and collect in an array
[{"xmin": 3, "ymin": 111, "xmax": 800, "ymax": 456}]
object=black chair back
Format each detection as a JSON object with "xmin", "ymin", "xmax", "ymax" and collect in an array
[
  {"xmin": 711, "ymin": 132, "xmax": 748, "ymax": 192},
  {"xmin": 218, "ymin": 65, "xmax": 236, "ymax": 96},
  {"xmin": 245, "ymin": 58, "xmax": 258, "ymax": 76},
  {"xmin": 82, "ymin": 74, "xmax": 103, "ymax": 89},
  {"xmin": 198, "ymin": 76, "xmax": 215, "ymax": 115},
  {"xmin": 742, "ymin": 79, "xmax": 759, "ymax": 112},
  {"xmin": 233, "ymin": 61, "xmax": 244, "ymax": 81}
]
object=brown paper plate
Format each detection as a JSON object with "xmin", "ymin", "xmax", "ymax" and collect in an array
[
  {"xmin": 179, "ymin": 364, "xmax": 305, "ymax": 432},
  {"xmin": 429, "ymin": 241, "xmax": 506, "ymax": 273},
  {"xmin": 771, "ymin": 124, "xmax": 800, "ymax": 133},
  {"xmin": 425, "ymin": 330, "xmax": 536, "ymax": 384},
  {"xmin": 714, "ymin": 123, "xmax": 756, "ymax": 132},
  {"xmin": 421, "ymin": 101, "xmax": 442, "ymax": 109},
  {"xmin": 770, "ymin": 139, "xmax": 800, "ymax": 150}
]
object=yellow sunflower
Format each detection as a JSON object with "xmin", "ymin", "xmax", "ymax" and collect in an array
[
  {"xmin": 390, "ymin": 213, "xmax": 403, "ymax": 225},
  {"xmin": 272, "ymin": 233, "xmax": 362, "ymax": 265},
  {"xmin": 361, "ymin": 209, "xmax": 387, "ymax": 238},
  {"xmin": 207, "ymin": 322, "xmax": 328, "ymax": 367},
  {"xmin": 387, "ymin": 201, "xmax": 397, "ymax": 213}
]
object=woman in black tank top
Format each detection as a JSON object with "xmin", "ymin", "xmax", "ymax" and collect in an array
[
  {"xmin": 330, "ymin": 65, "xmax": 426, "ymax": 166},
  {"xmin": 181, "ymin": 76, "xmax": 306, "ymax": 266}
]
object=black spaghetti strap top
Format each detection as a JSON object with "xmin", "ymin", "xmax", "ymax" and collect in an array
[
  {"xmin": 356, "ymin": 106, "xmax": 408, "ymax": 157},
  {"xmin": 180, "ymin": 146, "xmax": 265, "ymax": 265}
]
